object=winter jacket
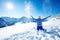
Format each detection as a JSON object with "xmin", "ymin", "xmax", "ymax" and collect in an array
[{"xmin": 32, "ymin": 16, "xmax": 50, "ymax": 27}]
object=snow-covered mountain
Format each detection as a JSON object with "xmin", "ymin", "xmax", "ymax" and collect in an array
[
  {"xmin": 0, "ymin": 15, "xmax": 60, "ymax": 40},
  {"xmin": 0, "ymin": 16, "xmax": 33, "ymax": 28}
]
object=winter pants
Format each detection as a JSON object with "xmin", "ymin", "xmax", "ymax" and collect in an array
[{"xmin": 37, "ymin": 26, "xmax": 44, "ymax": 31}]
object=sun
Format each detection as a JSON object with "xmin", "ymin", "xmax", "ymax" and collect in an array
[{"xmin": 6, "ymin": 3, "xmax": 13, "ymax": 10}]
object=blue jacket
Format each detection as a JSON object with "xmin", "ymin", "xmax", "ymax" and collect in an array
[{"xmin": 32, "ymin": 16, "xmax": 50, "ymax": 26}]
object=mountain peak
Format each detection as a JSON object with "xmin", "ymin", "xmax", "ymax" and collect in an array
[{"xmin": 56, "ymin": 14, "xmax": 60, "ymax": 19}]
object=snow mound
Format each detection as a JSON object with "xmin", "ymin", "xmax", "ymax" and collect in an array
[
  {"xmin": 0, "ymin": 17, "xmax": 60, "ymax": 40},
  {"xmin": 4, "ymin": 18, "xmax": 60, "ymax": 40},
  {"xmin": 0, "ymin": 22, "xmax": 36, "ymax": 40},
  {"xmin": 4, "ymin": 26, "xmax": 60, "ymax": 40}
]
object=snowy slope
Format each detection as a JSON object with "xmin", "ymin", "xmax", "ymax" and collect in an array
[
  {"xmin": 0, "ymin": 17, "xmax": 60, "ymax": 40},
  {"xmin": 0, "ymin": 22, "xmax": 36, "ymax": 40}
]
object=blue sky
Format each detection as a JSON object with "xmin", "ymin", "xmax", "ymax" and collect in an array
[{"xmin": 0, "ymin": 0, "xmax": 60, "ymax": 18}]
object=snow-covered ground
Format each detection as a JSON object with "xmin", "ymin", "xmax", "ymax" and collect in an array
[
  {"xmin": 0, "ymin": 22, "xmax": 36, "ymax": 40},
  {"xmin": 0, "ymin": 18, "xmax": 60, "ymax": 40}
]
